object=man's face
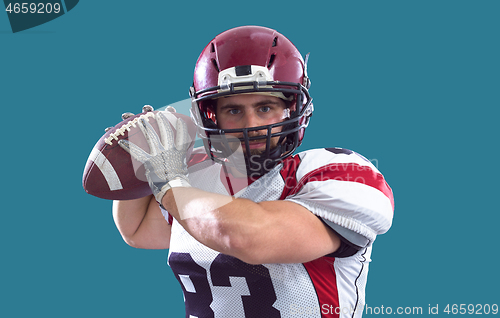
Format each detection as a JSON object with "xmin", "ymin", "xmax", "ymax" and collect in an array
[{"xmin": 215, "ymin": 94, "xmax": 288, "ymax": 155}]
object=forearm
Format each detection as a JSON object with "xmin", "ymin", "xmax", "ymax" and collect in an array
[
  {"xmin": 163, "ymin": 188, "xmax": 264, "ymax": 259},
  {"xmin": 162, "ymin": 187, "xmax": 341, "ymax": 264}
]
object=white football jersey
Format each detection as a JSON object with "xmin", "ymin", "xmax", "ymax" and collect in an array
[{"xmin": 164, "ymin": 147, "xmax": 394, "ymax": 318}]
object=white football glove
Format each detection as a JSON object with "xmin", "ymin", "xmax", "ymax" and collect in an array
[{"xmin": 118, "ymin": 109, "xmax": 191, "ymax": 203}]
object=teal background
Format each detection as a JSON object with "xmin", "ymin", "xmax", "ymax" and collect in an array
[{"xmin": 1, "ymin": 1, "xmax": 498, "ymax": 317}]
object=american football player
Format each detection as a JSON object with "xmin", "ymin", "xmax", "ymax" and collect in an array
[{"xmin": 113, "ymin": 25, "xmax": 394, "ymax": 318}]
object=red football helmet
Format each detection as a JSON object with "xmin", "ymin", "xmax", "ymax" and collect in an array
[{"xmin": 190, "ymin": 26, "xmax": 313, "ymax": 176}]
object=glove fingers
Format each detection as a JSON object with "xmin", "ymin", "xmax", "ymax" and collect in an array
[
  {"xmin": 156, "ymin": 111, "xmax": 175, "ymax": 149},
  {"xmin": 175, "ymin": 118, "xmax": 191, "ymax": 151},
  {"xmin": 138, "ymin": 118, "xmax": 164, "ymax": 155},
  {"xmin": 118, "ymin": 139, "xmax": 150, "ymax": 163}
]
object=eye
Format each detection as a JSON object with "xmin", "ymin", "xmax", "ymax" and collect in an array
[
  {"xmin": 259, "ymin": 106, "xmax": 271, "ymax": 113},
  {"xmin": 228, "ymin": 109, "xmax": 240, "ymax": 115}
]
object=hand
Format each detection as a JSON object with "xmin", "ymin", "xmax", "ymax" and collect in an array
[{"xmin": 118, "ymin": 109, "xmax": 191, "ymax": 203}]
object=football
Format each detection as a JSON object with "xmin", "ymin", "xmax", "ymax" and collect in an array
[{"xmin": 82, "ymin": 106, "xmax": 197, "ymax": 200}]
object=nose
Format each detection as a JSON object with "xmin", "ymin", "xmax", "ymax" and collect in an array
[
  {"xmin": 243, "ymin": 111, "xmax": 260, "ymax": 128},
  {"xmin": 243, "ymin": 112, "xmax": 267, "ymax": 137}
]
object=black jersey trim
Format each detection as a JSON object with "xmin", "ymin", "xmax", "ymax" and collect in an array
[{"xmin": 319, "ymin": 217, "xmax": 361, "ymax": 258}]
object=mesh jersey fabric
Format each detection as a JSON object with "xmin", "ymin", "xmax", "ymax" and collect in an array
[{"xmin": 163, "ymin": 147, "xmax": 394, "ymax": 318}]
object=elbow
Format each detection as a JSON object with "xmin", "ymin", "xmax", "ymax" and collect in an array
[
  {"xmin": 120, "ymin": 234, "xmax": 140, "ymax": 248},
  {"xmin": 119, "ymin": 234, "xmax": 168, "ymax": 250},
  {"xmin": 113, "ymin": 226, "xmax": 139, "ymax": 248}
]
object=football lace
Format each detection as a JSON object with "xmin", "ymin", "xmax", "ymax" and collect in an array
[{"xmin": 104, "ymin": 112, "xmax": 156, "ymax": 145}]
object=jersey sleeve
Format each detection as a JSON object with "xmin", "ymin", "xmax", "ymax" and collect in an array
[{"xmin": 282, "ymin": 148, "xmax": 394, "ymax": 247}]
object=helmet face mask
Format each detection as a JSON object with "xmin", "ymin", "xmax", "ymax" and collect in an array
[{"xmin": 190, "ymin": 26, "xmax": 313, "ymax": 177}]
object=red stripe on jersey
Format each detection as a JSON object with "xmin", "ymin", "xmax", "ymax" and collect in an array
[
  {"xmin": 303, "ymin": 257, "xmax": 339, "ymax": 318},
  {"xmin": 282, "ymin": 161, "xmax": 394, "ymax": 209},
  {"xmin": 279, "ymin": 155, "xmax": 301, "ymax": 199}
]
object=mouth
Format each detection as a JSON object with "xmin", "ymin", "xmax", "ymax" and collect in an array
[
  {"xmin": 247, "ymin": 141, "xmax": 266, "ymax": 149},
  {"xmin": 232, "ymin": 134, "xmax": 267, "ymax": 150},
  {"xmin": 246, "ymin": 135, "xmax": 268, "ymax": 149}
]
